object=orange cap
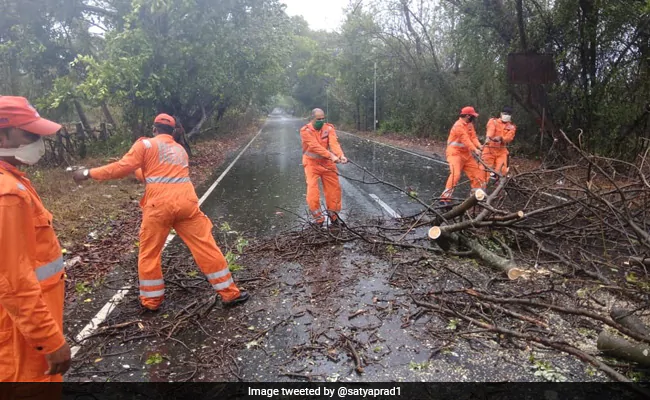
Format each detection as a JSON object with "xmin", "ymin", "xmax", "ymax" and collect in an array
[
  {"xmin": 0, "ymin": 96, "xmax": 61, "ymax": 136},
  {"xmin": 460, "ymin": 106, "xmax": 479, "ymax": 117},
  {"xmin": 154, "ymin": 113, "xmax": 176, "ymax": 128}
]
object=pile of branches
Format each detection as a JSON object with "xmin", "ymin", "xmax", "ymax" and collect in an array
[
  {"xmin": 255, "ymin": 129, "xmax": 650, "ymax": 383},
  {"xmin": 359, "ymin": 128, "xmax": 650, "ymax": 289}
]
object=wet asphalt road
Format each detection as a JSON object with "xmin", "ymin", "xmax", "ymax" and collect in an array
[
  {"xmin": 68, "ymin": 115, "xmax": 538, "ymax": 383},
  {"xmin": 200, "ymin": 115, "xmax": 453, "ymax": 237}
]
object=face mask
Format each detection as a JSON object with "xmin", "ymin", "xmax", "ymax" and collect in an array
[
  {"xmin": 501, "ymin": 114, "xmax": 512, "ymax": 122},
  {"xmin": 313, "ymin": 120, "xmax": 325, "ymax": 130},
  {"xmin": 0, "ymin": 137, "xmax": 46, "ymax": 165}
]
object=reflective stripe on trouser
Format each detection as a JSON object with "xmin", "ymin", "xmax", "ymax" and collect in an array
[
  {"xmin": 0, "ymin": 278, "xmax": 64, "ymax": 382},
  {"xmin": 304, "ymin": 162, "xmax": 342, "ymax": 223},
  {"xmin": 139, "ymin": 278, "xmax": 165, "ymax": 300},
  {"xmin": 35, "ymin": 256, "xmax": 64, "ymax": 282},
  {"xmin": 440, "ymin": 151, "xmax": 485, "ymax": 200},
  {"xmin": 138, "ymin": 199, "xmax": 241, "ymax": 309}
]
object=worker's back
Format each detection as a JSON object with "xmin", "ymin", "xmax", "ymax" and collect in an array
[{"xmin": 138, "ymin": 134, "xmax": 198, "ymax": 206}]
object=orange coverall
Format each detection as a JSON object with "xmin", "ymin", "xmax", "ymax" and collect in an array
[
  {"xmin": 482, "ymin": 118, "xmax": 516, "ymax": 178},
  {"xmin": 89, "ymin": 134, "xmax": 240, "ymax": 310},
  {"xmin": 300, "ymin": 122, "xmax": 344, "ymax": 223},
  {"xmin": 440, "ymin": 118, "xmax": 485, "ymax": 201},
  {"xmin": 0, "ymin": 161, "xmax": 66, "ymax": 382}
]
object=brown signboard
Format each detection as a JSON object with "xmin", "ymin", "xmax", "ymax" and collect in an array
[{"xmin": 507, "ymin": 53, "xmax": 558, "ymax": 84}]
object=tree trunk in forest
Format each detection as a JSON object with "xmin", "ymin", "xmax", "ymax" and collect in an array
[
  {"xmin": 73, "ymin": 99, "xmax": 92, "ymax": 137},
  {"xmin": 101, "ymin": 101, "xmax": 116, "ymax": 127}
]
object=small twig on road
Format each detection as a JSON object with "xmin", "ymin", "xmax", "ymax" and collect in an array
[
  {"xmin": 348, "ymin": 309, "xmax": 367, "ymax": 320},
  {"xmin": 344, "ymin": 339, "xmax": 364, "ymax": 374},
  {"xmin": 281, "ymin": 372, "xmax": 323, "ymax": 381}
]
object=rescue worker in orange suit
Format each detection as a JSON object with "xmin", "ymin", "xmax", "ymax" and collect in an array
[
  {"xmin": 482, "ymin": 106, "xmax": 516, "ymax": 184},
  {"xmin": 72, "ymin": 114, "xmax": 249, "ymax": 310},
  {"xmin": 0, "ymin": 96, "xmax": 72, "ymax": 382},
  {"xmin": 300, "ymin": 108, "xmax": 348, "ymax": 226},
  {"xmin": 439, "ymin": 106, "xmax": 485, "ymax": 204}
]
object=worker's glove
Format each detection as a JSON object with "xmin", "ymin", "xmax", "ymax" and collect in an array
[
  {"xmin": 340, "ymin": 155, "xmax": 349, "ymax": 164},
  {"xmin": 72, "ymin": 169, "xmax": 90, "ymax": 183}
]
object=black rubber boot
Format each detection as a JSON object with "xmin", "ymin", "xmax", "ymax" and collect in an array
[{"xmin": 223, "ymin": 291, "xmax": 250, "ymax": 307}]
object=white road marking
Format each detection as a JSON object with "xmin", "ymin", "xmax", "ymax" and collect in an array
[
  {"xmin": 198, "ymin": 126, "xmax": 266, "ymax": 204},
  {"xmin": 70, "ymin": 123, "xmax": 267, "ymax": 359},
  {"xmin": 338, "ymin": 130, "xmax": 449, "ymax": 166},
  {"xmin": 70, "ymin": 288, "xmax": 129, "ymax": 358},
  {"xmin": 369, "ymin": 194, "xmax": 401, "ymax": 218}
]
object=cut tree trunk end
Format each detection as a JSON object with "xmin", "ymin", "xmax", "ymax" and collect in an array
[
  {"xmin": 597, "ymin": 331, "xmax": 650, "ymax": 367},
  {"xmin": 428, "ymin": 189, "xmax": 525, "ymax": 280},
  {"xmin": 428, "ymin": 229, "xmax": 525, "ymax": 280}
]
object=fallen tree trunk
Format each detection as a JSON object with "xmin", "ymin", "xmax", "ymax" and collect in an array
[
  {"xmin": 428, "ymin": 229, "xmax": 525, "ymax": 280},
  {"xmin": 611, "ymin": 308, "xmax": 650, "ymax": 339},
  {"xmin": 597, "ymin": 331, "xmax": 650, "ymax": 367}
]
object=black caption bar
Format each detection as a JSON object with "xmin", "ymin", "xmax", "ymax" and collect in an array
[{"xmin": 0, "ymin": 382, "xmax": 646, "ymax": 400}]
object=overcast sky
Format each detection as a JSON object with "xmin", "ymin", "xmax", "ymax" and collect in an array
[{"xmin": 281, "ymin": 0, "xmax": 350, "ymax": 32}]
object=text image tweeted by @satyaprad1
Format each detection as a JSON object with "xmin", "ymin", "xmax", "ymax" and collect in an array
[{"xmin": 248, "ymin": 386, "xmax": 401, "ymax": 398}]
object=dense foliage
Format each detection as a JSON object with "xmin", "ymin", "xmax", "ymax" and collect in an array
[
  {"xmin": 2, "ymin": 0, "xmax": 649, "ymax": 157},
  {"xmin": 289, "ymin": 0, "xmax": 650, "ymax": 158}
]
